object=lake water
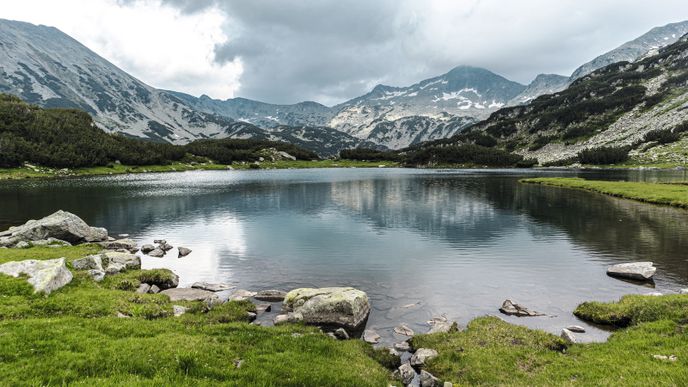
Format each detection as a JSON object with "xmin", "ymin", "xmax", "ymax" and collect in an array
[{"xmin": 1, "ymin": 168, "xmax": 687, "ymax": 343}]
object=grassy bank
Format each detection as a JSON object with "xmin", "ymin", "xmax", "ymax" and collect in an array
[
  {"xmin": 520, "ymin": 177, "xmax": 688, "ymax": 208},
  {"xmin": 0, "ymin": 245, "xmax": 392, "ymax": 386},
  {"xmin": 0, "ymin": 160, "xmax": 400, "ymax": 180}
]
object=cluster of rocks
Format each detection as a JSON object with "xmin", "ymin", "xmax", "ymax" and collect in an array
[
  {"xmin": 0, "ymin": 210, "xmax": 108, "ymax": 248},
  {"xmin": 141, "ymin": 240, "xmax": 191, "ymax": 258}
]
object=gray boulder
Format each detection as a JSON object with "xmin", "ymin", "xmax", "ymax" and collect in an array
[
  {"xmin": 178, "ymin": 247, "xmax": 192, "ymax": 257},
  {"xmin": 160, "ymin": 288, "xmax": 215, "ymax": 301},
  {"xmin": 394, "ymin": 341, "xmax": 411, "ymax": 352},
  {"xmin": 72, "ymin": 255, "xmax": 104, "ymax": 271},
  {"xmin": 159, "ymin": 241, "xmax": 174, "ymax": 251},
  {"xmin": 136, "ymin": 283, "xmax": 151, "ymax": 294},
  {"xmin": 566, "ymin": 325, "xmax": 586, "ymax": 333},
  {"xmin": 105, "ymin": 262, "xmax": 126, "ymax": 275},
  {"xmin": 334, "ymin": 328, "xmax": 350, "ymax": 340},
  {"xmin": 394, "ymin": 323, "xmax": 415, "ymax": 337},
  {"xmin": 230, "ymin": 289, "xmax": 257, "ymax": 301},
  {"xmin": 363, "ymin": 329, "xmax": 381, "ymax": 344},
  {"xmin": 255, "ymin": 289, "xmax": 287, "ymax": 302},
  {"xmin": 140, "ymin": 244, "xmax": 156, "ymax": 254},
  {"xmin": 0, "ymin": 258, "xmax": 72, "ymax": 294},
  {"xmin": 148, "ymin": 248, "xmax": 165, "ymax": 257},
  {"xmin": 88, "ymin": 269, "xmax": 105, "ymax": 282},
  {"xmin": 420, "ymin": 370, "xmax": 440, "ymax": 387},
  {"xmin": 191, "ymin": 282, "xmax": 234, "ymax": 292},
  {"xmin": 14, "ymin": 241, "xmax": 31, "ymax": 249},
  {"xmin": 0, "ymin": 210, "xmax": 108, "ymax": 244},
  {"xmin": 173, "ymin": 305, "xmax": 188, "ymax": 317},
  {"xmin": 561, "ymin": 328, "xmax": 577, "ymax": 344},
  {"xmin": 607, "ymin": 262, "xmax": 656, "ymax": 281},
  {"xmin": 102, "ymin": 251, "xmax": 141, "ymax": 271},
  {"xmin": 150, "ymin": 284, "xmax": 161, "ymax": 294},
  {"xmin": 100, "ymin": 239, "xmax": 138, "ymax": 253},
  {"xmin": 410, "ymin": 348, "xmax": 438, "ymax": 367},
  {"xmin": 283, "ymin": 287, "xmax": 371, "ymax": 330},
  {"xmin": 499, "ymin": 299, "xmax": 544, "ymax": 317},
  {"xmin": 396, "ymin": 363, "xmax": 416, "ymax": 385}
]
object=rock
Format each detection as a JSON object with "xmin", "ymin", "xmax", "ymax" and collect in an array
[
  {"xmin": 148, "ymin": 248, "xmax": 165, "ymax": 257},
  {"xmin": 230, "ymin": 289, "xmax": 257, "ymax": 301},
  {"xmin": 606, "ymin": 262, "xmax": 656, "ymax": 281},
  {"xmin": 274, "ymin": 312, "xmax": 304, "ymax": 325},
  {"xmin": 646, "ymin": 292, "xmax": 663, "ymax": 297},
  {"xmin": 277, "ymin": 151, "xmax": 296, "ymax": 161},
  {"xmin": 71, "ymin": 255, "xmax": 104, "ymax": 271},
  {"xmin": 334, "ymin": 328, "xmax": 350, "ymax": 340},
  {"xmin": 499, "ymin": 299, "xmax": 544, "ymax": 317},
  {"xmin": 117, "ymin": 312, "xmax": 130, "ymax": 318},
  {"xmin": 178, "ymin": 247, "xmax": 192, "ymax": 257},
  {"xmin": 136, "ymin": 283, "xmax": 151, "ymax": 294},
  {"xmin": 394, "ymin": 323, "xmax": 415, "ymax": 337},
  {"xmin": 561, "ymin": 328, "xmax": 577, "ymax": 344},
  {"xmin": 428, "ymin": 321, "xmax": 453, "ymax": 334},
  {"xmin": 444, "ymin": 383, "xmax": 453, "ymax": 387},
  {"xmin": 394, "ymin": 341, "xmax": 411, "ymax": 352},
  {"xmin": 153, "ymin": 239, "xmax": 166, "ymax": 244},
  {"xmin": 566, "ymin": 325, "xmax": 586, "ymax": 333},
  {"xmin": 28, "ymin": 238, "xmax": 72, "ymax": 247},
  {"xmin": 0, "ymin": 210, "xmax": 108, "ymax": 244},
  {"xmin": 160, "ymin": 288, "xmax": 215, "ymax": 301},
  {"xmin": 0, "ymin": 258, "xmax": 72, "ymax": 294},
  {"xmin": 100, "ymin": 238, "xmax": 138, "ymax": 253},
  {"xmin": 653, "ymin": 354, "xmax": 678, "ymax": 362},
  {"xmin": 204, "ymin": 294, "xmax": 226, "ymax": 309},
  {"xmin": 233, "ymin": 359, "xmax": 243, "ymax": 369},
  {"xmin": 159, "ymin": 241, "xmax": 174, "ymax": 251},
  {"xmin": 141, "ymin": 244, "xmax": 156, "ymax": 254},
  {"xmin": 88, "ymin": 269, "xmax": 105, "ymax": 282},
  {"xmin": 191, "ymin": 282, "xmax": 235, "ymax": 292},
  {"xmin": 15, "ymin": 241, "xmax": 30, "ymax": 249},
  {"xmin": 173, "ymin": 305, "xmax": 187, "ymax": 317},
  {"xmin": 680, "ymin": 288, "xmax": 688, "ymax": 294},
  {"xmin": 363, "ymin": 329, "xmax": 381, "ymax": 344},
  {"xmin": 255, "ymin": 289, "xmax": 287, "ymax": 302},
  {"xmin": 410, "ymin": 348, "xmax": 438, "ymax": 367},
  {"xmin": 388, "ymin": 347, "xmax": 401, "ymax": 357},
  {"xmin": 420, "ymin": 370, "xmax": 440, "ymax": 387},
  {"xmin": 283, "ymin": 287, "xmax": 371, "ymax": 330},
  {"xmin": 149, "ymin": 284, "xmax": 160, "ymax": 294},
  {"xmin": 105, "ymin": 262, "xmax": 126, "ymax": 275},
  {"xmin": 397, "ymin": 363, "xmax": 416, "ymax": 385},
  {"xmin": 255, "ymin": 303, "xmax": 272, "ymax": 314},
  {"xmin": 102, "ymin": 251, "xmax": 141, "ymax": 270}
]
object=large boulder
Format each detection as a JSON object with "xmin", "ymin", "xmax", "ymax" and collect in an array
[
  {"xmin": 0, "ymin": 211, "xmax": 108, "ymax": 245},
  {"xmin": 283, "ymin": 287, "xmax": 371, "ymax": 330},
  {"xmin": 607, "ymin": 262, "xmax": 656, "ymax": 281},
  {"xmin": 0, "ymin": 258, "xmax": 72, "ymax": 294}
]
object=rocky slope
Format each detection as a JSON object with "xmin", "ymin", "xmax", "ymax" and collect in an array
[{"xmin": 410, "ymin": 34, "xmax": 688, "ymax": 165}]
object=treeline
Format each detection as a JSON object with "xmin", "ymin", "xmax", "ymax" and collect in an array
[
  {"xmin": 339, "ymin": 148, "xmax": 402, "ymax": 162},
  {"xmin": 0, "ymin": 94, "xmax": 317, "ymax": 168}
]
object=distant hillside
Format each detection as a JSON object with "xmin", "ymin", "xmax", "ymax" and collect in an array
[{"xmin": 410, "ymin": 34, "xmax": 688, "ymax": 166}]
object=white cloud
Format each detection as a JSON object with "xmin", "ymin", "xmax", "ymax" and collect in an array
[{"xmin": 2, "ymin": 0, "xmax": 242, "ymax": 99}]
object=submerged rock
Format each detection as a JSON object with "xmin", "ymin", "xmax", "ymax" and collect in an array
[
  {"xmin": 499, "ymin": 299, "xmax": 544, "ymax": 317},
  {"xmin": 394, "ymin": 323, "xmax": 415, "ymax": 337},
  {"xmin": 160, "ymin": 288, "xmax": 215, "ymax": 301},
  {"xmin": 0, "ymin": 258, "xmax": 72, "ymax": 294},
  {"xmin": 410, "ymin": 348, "xmax": 438, "ymax": 367},
  {"xmin": 255, "ymin": 289, "xmax": 287, "ymax": 302},
  {"xmin": 173, "ymin": 305, "xmax": 188, "ymax": 317},
  {"xmin": 178, "ymin": 247, "xmax": 192, "ymax": 257},
  {"xmin": 606, "ymin": 262, "xmax": 656, "ymax": 281},
  {"xmin": 363, "ymin": 329, "xmax": 381, "ymax": 344},
  {"xmin": 283, "ymin": 287, "xmax": 371, "ymax": 330},
  {"xmin": 0, "ymin": 210, "xmax": 108, "ymax": 245}
]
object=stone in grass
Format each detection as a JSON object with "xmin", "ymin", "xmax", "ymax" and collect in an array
[
  {"xmin": 362, "ymin": 329, "xmax": 381, "ymax": 344},
  {"xmin": 282, "ymin": 287, "xmax": 371, "ymax": 331},
  {"xmin": 136, "ymin": 283, "xmax": 151, "ymax": 294},
  {"xmin": 499, "ymin": 299, "xmax": 544, "ymax": 317},
  {"xmin": 71, "ymin": 255, "xmax": 103, "ymax": 271},
  {"xmin": 160, "ymin": 288, "xmax": 215, "ymax": 301},
  {"xmin": 334, "ymin": 328, "xmax": 350, "ymax": 340},
  {"xmin": 88, "ymin": 269, "xmax": 106, "ymax": 282},
  {"xmin": 230, "ymin": 289, "xmax": 257, "ymax": 301},
  {"xmin": 0, "ymin": 258, "xmax": 72, "ymax": 295},
  {"xmin": 255, "ymin": 303, "xmax": 272, "ymax": 314},
  {"xmin": 178, "ymin": 247, "xmax": 192, "ymax": 257},
  {"xmin": 102, "ymin": 251, "xmax": 141, "ymax": 271},
  {"xmin": 420, "ymin": 370, "xmax": 440, "ymax": 387},
  {"xmin": 606, "ymin": 262, "xmax": 656, "ymax": 281},
  {"xmin": 394, "ymin": 341, "xmax": 411, "ymax": 352},
  {"xmin": 149, "ymin": 284, "xmax": 161, "ymax": 294},
  {"xmin": 274, "ymin": 312, "xmax": 304, "ymax": 325},
  {"xmin": 394, "ymin": 323, "xmax": 415, "ymax": 337},
  {"xmin": 680, "ymin": 289, "xmax": 688, "ymax": 295},
  {"xmin": 561, "ymin": 328, "xmax": 577, "ymax": 344},
  {"xmin": 410, "ymin": 348, "xmax": 438, "ymax": 367},
  {"xmin": 0, "ymin": 210, "xmax": 108, "ymax": 245},
  {"xmin": 395, "ymin": 362, "xmax": 415, "ymax": 385},
  {"xmin": 173, "ymin": 305, "xmax": 188, "ymax": 317}
]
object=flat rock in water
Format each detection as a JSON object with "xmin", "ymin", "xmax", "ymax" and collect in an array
[
  {"xmin": 191, "ymin": 282, "xmax": 234, "ymax": 292},
  {"xmin": 362, "ymin": 329, "xmax": 381, "ymax": 344},
  {"xmin": 394, "ymin": 341, "xmax": 411, "ymax": 352},
  {"xmin": 0, "ymin": 210, "xmax": 108, "ymax": 244},
  {"xmin": 499, "ymin": 299, "xmax": 544, "ymax": 317},
  {"xmin": 0, "ymin": 258, "xmax": 72, "ymax": 294},
  {"xmin": 410, "ymin": 348, "xmax": 438, "ymax": 367},
  {"xmin": 100, "ymin": 238, "xmax": 138, "ymax": 253},
  {"xmin": 178, "ymin": 247, "xmax": 192, "ymax": 257},
  {"xmin": 140, "ymin": 244, "xmax": 156, "ymax": 254},
  {"xmin": 283, "ymin": 287, "xmax": 371, "ymax": 330},
  {"xmin": 428, "ymin": 319, "xmax": 454, "ymax": 334},
  {"xmin": 254, "ymin": 289, "xmax": 287, "ymax": 302},
  {"xmin": 566, "ymin": 325, "xmax": 586, "ymax": 333},
  {"xmin": 606, "ymin": 262, "xmax": 656, "ymax": 281},
  {"xmin": 394, "ymin": 323, "xmax": 415, "ymax": 336},
  {"xmin": 160, "ymin": 288, "xmax": 215, "ymax": 301}
]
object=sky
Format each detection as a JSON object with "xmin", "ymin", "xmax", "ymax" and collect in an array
[{"xmin": 3, "ymin": 0, "xmax": 688, "ymax": 105}]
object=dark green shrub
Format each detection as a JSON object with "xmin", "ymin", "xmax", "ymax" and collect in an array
[{"xmin": 578, "ymin": 146, "xmax": 630, "ymax": 165}]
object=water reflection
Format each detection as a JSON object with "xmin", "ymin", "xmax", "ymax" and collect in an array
[{"xmin": 0, "ymin": 168, "xmax": 686, "ymax": 343}]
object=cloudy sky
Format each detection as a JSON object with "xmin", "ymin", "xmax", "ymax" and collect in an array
[{"xmin": 4, "ymin": 0, "xmax": 688, "ymax": 105}]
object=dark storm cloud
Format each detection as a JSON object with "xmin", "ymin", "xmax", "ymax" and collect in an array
[{"xmin": 157, "ymin": 0, "xmax": 688, "ymax": 105}]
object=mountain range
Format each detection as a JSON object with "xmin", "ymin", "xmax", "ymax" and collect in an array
[{"xmin": 1, "ymin": 18, "xmax": 687, "ymax": 156}]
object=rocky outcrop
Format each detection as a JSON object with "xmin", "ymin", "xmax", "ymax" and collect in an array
[
  {"xmin": 607, "ymin": 262, "xmax": 656, "ymax": 281},
  {"xmin": 0, "ymin": 258, "xmax": 72, "ymax": 294},
  {"xmin": 282, "ymin": 287, "xmax": 371, "ymax": 330},
  {"xmin": 191, "ymin": 282, "xmax": 234, "ymax": 292},
  {"xmin": 499, "ymin": 299, "xmax": 544, "ymax": 317},
  {"xmin": 0, "ymin": 211, "xmax": 108, "ymax": 246}
]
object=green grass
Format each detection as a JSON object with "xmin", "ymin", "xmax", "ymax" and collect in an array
[
  {"xmin": 574, "ymin": 294, "xmax": 688, "ymax": 327},
  {"xmin": 0, "ymin": 160, "xmax": 400, "ymax": 180},
  {"xmin": 412, "ymin": 296, "xmax": 688, "ymax": 385},
  {"xmin": 0, "ymin": 246, "xmax": 392, "ymax": 385},
  {"xmin": 520, "ymin": 177, "xmax": 688, "ymax": 208}
]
